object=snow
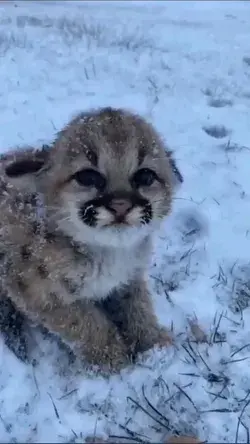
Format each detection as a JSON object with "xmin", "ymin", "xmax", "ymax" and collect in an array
[{"xmin": 0, "ymin": 0, "xmax": 250, "ymax": 442}]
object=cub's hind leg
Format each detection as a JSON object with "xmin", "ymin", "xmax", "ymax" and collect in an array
[{"xmin": 0, "ymin": 292, "xmax": 30, "ymax": 362}]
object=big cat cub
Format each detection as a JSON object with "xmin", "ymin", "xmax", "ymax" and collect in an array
[{"xmin": 0, "ymin": 107, "xmax": 183, "ymax": 371}]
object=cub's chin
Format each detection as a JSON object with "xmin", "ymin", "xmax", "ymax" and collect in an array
[{"xmin": 79, "ymin": 222, "xmax": 154, "ymax": 249}]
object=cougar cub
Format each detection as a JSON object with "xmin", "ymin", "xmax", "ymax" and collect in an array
[{"xmin": 0, "ymin": 107, "xmax": 183, "ymax": 371}]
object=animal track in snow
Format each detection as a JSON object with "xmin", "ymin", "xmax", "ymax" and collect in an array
[
  {"xmin": 243, "ymin": 56, "xmax": 250, "ymax": 66},
  {"xmin": 175, "ymin": 208, "xmax": 208, "ymax": 244},
  {"xmin": 203, "ymin": 124, "xmax": 231, "ymax": 139},
  {"xmin": 208, "ymin": 97, "xmax": 233, "ymax": 108}
]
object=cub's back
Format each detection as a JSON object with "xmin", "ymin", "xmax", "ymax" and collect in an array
[{"xmin": 0, "ymin": 158, "xmax": 75, "ymax": 310}]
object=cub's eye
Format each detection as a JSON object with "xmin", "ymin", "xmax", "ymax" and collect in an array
[
  {"xmin": 132, "ymin": 168, "xmax": 157, "ymax": 188},
  {"xmin": 74, "ymin": 168, "xmax": 106, "ymax": 190}
]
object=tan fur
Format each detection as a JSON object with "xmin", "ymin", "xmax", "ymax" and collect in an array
[{"xmin": 0, "ymin": 107, "xmax": 180, "ymax": 372}]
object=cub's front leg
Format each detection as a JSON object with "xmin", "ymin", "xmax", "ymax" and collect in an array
[
  {"xmin": 101, "ymin": 279, "xmax": 172, "ymax": 358},
  {"xmin": 9, "ymin": 282, "xmax": 130, "ymax": 372},
  {"xmin": 52, "ymin": 299, "xmax": 130, "ymax": 372}
]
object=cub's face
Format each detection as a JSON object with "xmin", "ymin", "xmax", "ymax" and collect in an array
[
  {"xmin": 48, "ymin": 109, "xmax": 175, "ymax": 248},
  {"xmin": 57, "ymin": 157, "xmax": 172, "ymax": 248},
  {"xmin": 4, "ymin": 109, "xmax": 182, "ymax": 249}
]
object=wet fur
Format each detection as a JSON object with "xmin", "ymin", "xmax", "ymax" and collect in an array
[{"xmin": 0, "ymin": 107, "xmax": 182, "ymax": 371}]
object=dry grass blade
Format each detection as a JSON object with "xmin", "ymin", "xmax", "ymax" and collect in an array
[
  {"xmin": 231, "ymin": 343, "xmax": 250, "ymax": 358},
  {"xmin": 196, "ymin": 350, "xmax": 211, "ymax": 371},
  {"xmin": 118, "ymin": 424, "xmax": 149, "ymax": 443},
  {"xmin": 235, "ymin": 394, "xmax": 250, "ymax": 443},
  {"xmin": 182, "ymin": 344, "xmax": 197, "ymax": 364},
  {"xmin": 32, "ymin": 363, "xmax": 40, "ymax": 397},
  {"xmin": 238, "ymin": 390, "xmax": 250, "ymax": 403},
  {"xmin": 238, "ymin": 420, "xmax": 249, "ymax": 444},
  {"xmin": 224, "ymin": 356, "xmax": 250, "ymax": 365},
  {"xmin": 201, "ymin": 408, "xmax": 235, "ymax": 413},
  {"xmin": 179, "ymin": 373, "xmax": 200, "ymax": 378},
  {"xmin": 205, "ymin": 389, "xmax": 227, "ymax": 401},
  {"xmin": 93, "ymin": 417, "xmax": 98, "ymax": 443},
  {"xmin": 58, "ymin": 388, "xmax": 78, "ymax": 400},
  {"xmin": 173, "ymin": 383, "xmax": 198, "ymax": 412},
  {"xmin": 109, "ymin": 435, "xmax": 142, "ymax": 442},
  {"xmin": 71, "ymin": 429, "xmax": 77, "ymax": 439},
  {"xmin": 127, "ymin": 396, "xmax": 169, "ymax": 429},
  {"xmin": 164, "ymin": 383, "xmax": 193, "ymax": 404},
  {"xmin": 142, "ymin": 384, "xmax": 170, "ymax": 428},
  {"xmin": 211, "ymin": 311, "xmax": 223, "ymax": 344},
  {"xmin": 211, "ymin": 383, "xmax": 228, "ymax": 404},
  {"xmin": 0, "ymin": 414, "xmax": 12, "ymax": 433},
  {"xmin": 85, "ymin": 437, "xmax": 107, "ymax": 443},
  {"xmin": 186, "ymin": 339, "xmax": 198, "ymax": 357},
  {"xmin": 48, "ymin": 392, "xmax": 61, "ymax": 421}
]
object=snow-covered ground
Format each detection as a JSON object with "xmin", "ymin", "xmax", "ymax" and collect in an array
[{"xmin": 0, "ymin": 0, "xmax": 250, "ymax": 442}]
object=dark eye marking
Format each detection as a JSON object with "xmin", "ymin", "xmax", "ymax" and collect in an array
[
  {"xmin": 73, "ymin": 168, "xmax": 106, "ymax": 190},
  {"xmin": 132, "ymin": 168, "xmax": 157, "ymax": 188}
]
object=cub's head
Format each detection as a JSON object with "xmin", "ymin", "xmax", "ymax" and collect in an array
[{"xmin": 4, "ymin": 108, "xmax": 183, "ymax": 248}]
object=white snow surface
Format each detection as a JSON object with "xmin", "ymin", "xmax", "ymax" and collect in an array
[{"xmin": 0, "ymin": 1, "xmax": 250, "ymax": 442}]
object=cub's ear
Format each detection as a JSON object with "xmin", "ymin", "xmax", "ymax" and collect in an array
[
  {"xmin": 5, "ymin": 159, "xmax": 45, "ymax": 177},
  {"xmin": 2, "ymin": 144, "xmax": 51, "ymax": 192}
]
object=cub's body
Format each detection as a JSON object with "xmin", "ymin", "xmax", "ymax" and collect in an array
[{"xmin": 0, "ymin": 107, "xmax": 183, "ymax": 371}]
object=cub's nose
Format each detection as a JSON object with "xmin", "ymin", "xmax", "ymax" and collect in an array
[{"xmin": 109, "ymin": 199, "xmax": 132, "ymax": 216}]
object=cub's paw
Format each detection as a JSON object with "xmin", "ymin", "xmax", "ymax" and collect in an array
[
  {"xmin": 152, "ymin": 326, "xmax": 173, "ymax": 348},
  {"xmin": 77, "ymin": 331, "xmax": 131, "ymax": 374},
  {"xmin": 103, "ymin": 338, "xmax": 131, "ymax": 373},
  {"xmin": 134, "ymin": 326, "xmax": 173, "ymax": 355}
]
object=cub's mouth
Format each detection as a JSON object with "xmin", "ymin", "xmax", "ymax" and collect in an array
[{"xmin": 79, "ymin": 192, "xmax": 152, "ymax": 228}]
